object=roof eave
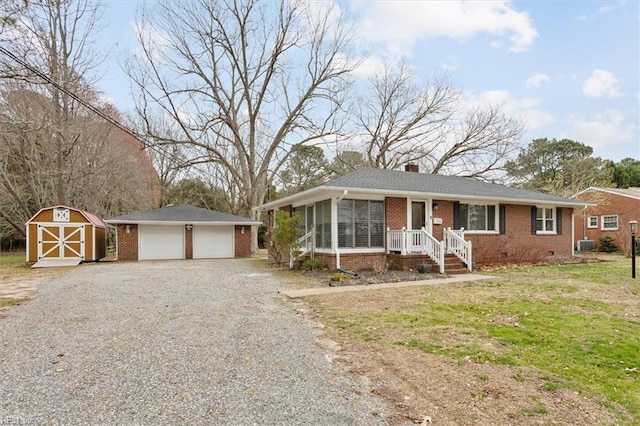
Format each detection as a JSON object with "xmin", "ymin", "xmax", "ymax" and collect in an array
[{"xmin": 104, "ymin": 220, "xmax": 262, "ymax": 226}]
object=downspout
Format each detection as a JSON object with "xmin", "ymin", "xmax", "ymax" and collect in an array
[{"xmin": 334, "ymin": 190, "xmax": 348, "ymax": 270}]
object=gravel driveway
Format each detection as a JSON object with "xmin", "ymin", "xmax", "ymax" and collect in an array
[{"xmin": 1, "ymin": 260, "xmax": 389, "ymax": 425}]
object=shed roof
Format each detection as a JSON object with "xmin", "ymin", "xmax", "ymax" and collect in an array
[
  {"xmin": 258, "ymin": 168, "xmax": 590, "ymax": 210},
  {"xmin": 105, "ymin": 204, "xmax": 261, "ymax": 225},
  {"xmin": 26, "ymin": 205, "xmax": 105, "ymax": 228}
]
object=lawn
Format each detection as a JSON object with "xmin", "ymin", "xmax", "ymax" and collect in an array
[
  {"xmin": 308, "ymin": 254, "xmax": 640, "ymax": 424},
  {"xmin": 0, "ymin": 251, "xmax": 26, "ymax": 265}
]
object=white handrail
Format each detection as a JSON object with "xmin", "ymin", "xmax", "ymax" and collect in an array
[
  {"xmin": 290, "ymin": 230, "xmax": 313, "ymax": 268},
  {"xmin": 387, "ymin": 227, "xmax": 445, "ymax": 273},
  {"xmin": 444, "ymin": 227, "xmax": 472, "ymax": 271}
]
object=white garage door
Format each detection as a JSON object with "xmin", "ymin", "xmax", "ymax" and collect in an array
[
  {"xmin": 193, "ymin": 225, "xmax": 234, "ymax": 259},
  {"xmin": 139, "ymin": 225, "xmax": 185, "ymax": 260}
]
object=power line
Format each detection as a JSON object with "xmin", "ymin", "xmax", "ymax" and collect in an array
[{"xmin": 0, "ymin": 45, "xmax": 144, "ymax": 144}]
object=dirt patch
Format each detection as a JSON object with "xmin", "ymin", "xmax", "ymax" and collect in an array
[
  {"xmin": 0, "ymin": 264, "xmax": 71, "ymax": 301},
  {"xmin": 329, "ymin": 335, "xmax": 622, "ymax": 425}
]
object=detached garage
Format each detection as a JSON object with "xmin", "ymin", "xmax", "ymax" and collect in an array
[
  {"xmin": 105, "ymin": 204, "xmax": 261, "ymax": 261},
  {"xmin": 25, "ymin": 205, "xmax": 106, "ymax": 266}
]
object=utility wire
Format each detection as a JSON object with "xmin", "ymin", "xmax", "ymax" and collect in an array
[{"xmin": 0, "ymin": 45, "xmax": 144, "ymax": 144}]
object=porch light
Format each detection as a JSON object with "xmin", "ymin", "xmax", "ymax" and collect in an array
[
  {"xmin": 186, "ymin": 224, "xmax": 193, "ymax": 231},
  {"xmin": 629, "ymin": 220, "xmax": 637, "ymax": 279},
  {"xmin": 432, "ymin": 203, "xmax": 439, "ymax": 211}
]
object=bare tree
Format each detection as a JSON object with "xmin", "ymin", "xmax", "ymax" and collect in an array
[
  {"xmin": 126, "ymin": 0, "xmax": 357, "ymax": 251},
  {"xmin": 355, "ymin": 63, "xmax": 455, "ymax": 169},
  {"xmin": 0, "ymin": 1, "xmax": 156, "ymax": 237},
  {"xmin": 353, "ymin": 62, "xmax": 523, "ymax": 178},
  {"xmin": 0, "ymin": 86, "xmax": 156, "ymax": 236},
  {"xmin": 1, "ymin": 0, "xmax": 107, "ymax": 204}
]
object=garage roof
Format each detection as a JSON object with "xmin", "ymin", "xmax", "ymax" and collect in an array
[{"xmin": 105, "ymin": 204, "xmax": 262, "ymax": 225}]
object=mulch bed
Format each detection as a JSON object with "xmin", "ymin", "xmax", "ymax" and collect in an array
[{"xmin": 299, "ymin": 269, "xmax": 439, "ymax": 287}]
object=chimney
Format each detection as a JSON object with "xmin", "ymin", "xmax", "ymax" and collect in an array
[{"xmin": 405, "ymin": 164, "xmax": 419, "ymax": 173}]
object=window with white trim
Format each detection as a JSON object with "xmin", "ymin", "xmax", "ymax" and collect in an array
[
  {"xmin": 587, "ymin": 216, "xmax": 598, "ymax": 228},
  {"xmin": 536, "ymin": 207, "xmax": 555, "ymax": 233},
  {"xmin": 601, "ymin": 215, "xmax": 618, "ymax": 230},
  {"xmin": 459, "ymin": 204, "xmax": 497, "ymax": 231}
]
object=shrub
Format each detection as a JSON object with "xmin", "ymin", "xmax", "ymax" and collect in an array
[
  {"xmin": 329, "ymin": 272, "xmax": 349, "ymax": 282},
  {"xmin": 300, "ymin": 258, "xmax": 326, "ymax": 271},
  {"xmin": 598, "ymin": 236, "xmax": 618, "ymax": 253},
  {"xmin": 269, "ymin": 210, "xmax": 303, "ymax": 266},
  {"xmin": 372, "ymin": 256, "xmax": 390, "ymax": 274}
]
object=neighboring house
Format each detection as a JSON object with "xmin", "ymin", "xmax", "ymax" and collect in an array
[
  {"xmin": 573, "ymin": 187, "xmax": 640, "ymax": 252},
  {"xmin": 256, "ymin": 166, "xmax": 590, "ymax": 273},
  {"xmin": 105, "ymin": 204, "xmax": 261, "ymax": 261},
  {"xmin": 25, "ymin": 205, "xmax": 106, "ymax": 267}
]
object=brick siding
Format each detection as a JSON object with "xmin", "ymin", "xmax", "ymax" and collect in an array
[
  {"xmin": 235, "ymin": 225, "xmax": 252, "ymax": 257},
  {"xmin": 185, "ymin": 227, "xmax": 193, "ymax": 259},
  {"xmin": 574, "ymin": 190, "xmax": 640, "ymax": 253},
  {"xmin": 385, "ymin": 197, "xmax": 407, "ymax": 230},
  {"xmin": 116, "ymin": 224, "xmax": 138, "ymax": 261}
]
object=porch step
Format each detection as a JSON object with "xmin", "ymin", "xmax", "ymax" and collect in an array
[{"xmin": 443, "ymin": 254, "xmax": 469, "ymax": 274}]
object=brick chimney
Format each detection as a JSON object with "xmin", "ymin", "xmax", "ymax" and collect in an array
[{"xmin": 405, "ymin": 164, "xmax": 419, "ymax": 173}]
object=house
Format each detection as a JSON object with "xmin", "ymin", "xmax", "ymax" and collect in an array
[
  {"xmin": 26, "ymin": 205, "xmax": 106, "ymax": 267},
  {"xmin": 256, "ymin": 166, "xmax": 591, "ymax": 273},
  {"xmin": 105, "ymin": 204, "xmax": 261, "ymax": 261},
  {"xmin": 573, "ymin": 187, "xmax": 640, "ymax": 253}
]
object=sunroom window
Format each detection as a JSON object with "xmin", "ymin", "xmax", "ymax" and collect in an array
[
  {"xmin": 337, "ymin": 199, "xmax": 384, "ymax": 248},
  {"xmin": 315, "ymin": 200, "xmax": 332, "ymax": 248}
]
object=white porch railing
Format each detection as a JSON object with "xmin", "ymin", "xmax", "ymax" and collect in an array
[
  {"xmin": 290, "ymin": 230, "xmax": 314, "ymax": 268},
  {"xmin": 387, "ymin": 227, "xmax": 445, "ymax": 274},
  {"xmin": 444, "ymin": 227, "xmax": 473, "ymax": 271}
]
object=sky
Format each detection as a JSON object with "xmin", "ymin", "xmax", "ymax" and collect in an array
[{"xmin": 96, "ymin": 0, "xmax": 640, "ymax": 163}]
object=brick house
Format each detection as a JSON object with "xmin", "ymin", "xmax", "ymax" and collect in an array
[
  {"xmin": 105, "ymin": 204, "xmax": 260, "ymax": 261},
  {"xmin": 257, "ymin": 167, "xmax": 590, "ymax": 273},
  {"xmin": 573, "ymin": 187, "xmax": 640, "ymax": 253}
]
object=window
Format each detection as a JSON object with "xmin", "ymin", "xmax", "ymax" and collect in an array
[
  {"xmin": 459, "ymin": 204, "xmax": 497, "ymax": 231},
  {"xmin": 337, "ymin": 199, "xmax": 384, "ymax": 248},
  {"xmin": 315, "ymin": 200, "xmax": 332, "ymax": 248},
  {"xmin": 536, "ymin": 207, "xmax": 555, "ymax": 233},
  {"xmin": 601, "ymin": 215, "xmax": 618, "ymax": 230},
  {"xmin": 587, "ymin": 216, "xmax": 598, "ymax": 228}
]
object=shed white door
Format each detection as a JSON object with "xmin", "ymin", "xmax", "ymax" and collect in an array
[
  {"xmin": 139, "ymin": 225, "xmax": 185, "ymax": 260},
  {"xmin": 193, "ymin": 225, "xmax": 234, "ymax": 259},
  {"xmin": 37, "ymin": 224, "xmax": 85, "ymax": 260}
]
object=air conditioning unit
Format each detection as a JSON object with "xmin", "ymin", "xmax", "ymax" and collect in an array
[{"xmin": 577, "ymin": 240, "xmax": 595, "ymax": 252}]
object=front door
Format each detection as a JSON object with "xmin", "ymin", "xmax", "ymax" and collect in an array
[{"xmin": 411, "ymin": 201, "xmax": 426, "ymax": 230}]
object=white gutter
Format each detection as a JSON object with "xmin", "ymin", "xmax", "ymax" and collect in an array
[{"xmin": 104, "ymin": 220, "xmax": 262, "ymax": 226}]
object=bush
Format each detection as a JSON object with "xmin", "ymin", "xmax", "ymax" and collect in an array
[
  {"xmin": 269, "ymin": 210, "xmax": 302, "ymax": 266},
  {"xmin": 329, "ymin": 272, "xmax": 349, "ymax": 282},
  {"xmin": 300, "ymin": 258, "xmax": 326, "ymax": 271},
  {"xmin": 372, "ymin": 256, "xmax": 390, "ymax": 274},
  {"xmin": 598, "ymin": 236, "xmax": 618, "ymax": 253}
]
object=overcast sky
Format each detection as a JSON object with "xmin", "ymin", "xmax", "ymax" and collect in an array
[{"xmin": 97, "ymin": 0, "xmax": 639, "ymax": 163}]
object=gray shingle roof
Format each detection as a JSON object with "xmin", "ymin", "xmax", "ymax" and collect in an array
[
  {"xmin": 106, "ymin": 204, "xmax": 260, "ymax": 224},
  {"xmin": 320, "ymin": 168, "xmax": 584, "ymax": 205}
]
